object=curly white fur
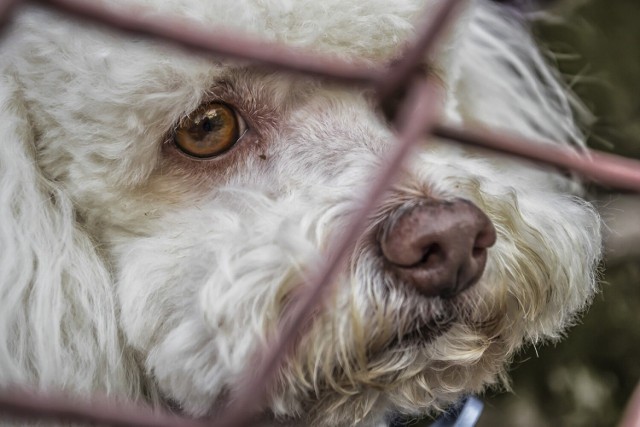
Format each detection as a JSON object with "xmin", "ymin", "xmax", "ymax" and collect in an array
[{"xmin": 0, "ymin": 0, "xmax": 601, "ymax": 426}]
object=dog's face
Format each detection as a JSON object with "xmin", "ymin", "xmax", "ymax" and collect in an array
[{"xmin": 1, "ymin": 0, "xmax": 602, "ymax": 425}]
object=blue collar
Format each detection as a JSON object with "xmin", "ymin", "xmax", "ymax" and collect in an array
[
  {"xmin": 389, "ymin": 396, "xmax": 484, "ymax": 427},
  {"xmin": 430, "ymin": 396, "xmax": 484, "ymax": 427}
]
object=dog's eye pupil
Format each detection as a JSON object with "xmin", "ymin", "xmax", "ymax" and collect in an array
[
  {"xmin": 174, "ymin": 102, "xmax": 240, "ymax": 158},
  {"xmin": 201, "ymin": 119, "xmax": 213, "ymax": 132}
]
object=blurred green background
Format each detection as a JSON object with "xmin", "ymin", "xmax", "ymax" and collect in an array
[
  {"xmin": 538, "ymin": 0, "xmax": 640, "ymax": 160},
  {"xmin": 479, "ymin": 1, "xmax": 640, "ymax": 426}
]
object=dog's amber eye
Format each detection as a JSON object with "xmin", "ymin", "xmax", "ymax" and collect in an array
[{"xmin": 174, "ymin": 103, "xmax": 242, "ymax": 158}]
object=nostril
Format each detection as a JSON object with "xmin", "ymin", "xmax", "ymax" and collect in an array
[
  {"xmin": 418, "ymin": 243, "xmax": 443, "ymax": 268},
  {"xmin": 471, "ymin": 246, "xmax": 485, "ymax": 259}
]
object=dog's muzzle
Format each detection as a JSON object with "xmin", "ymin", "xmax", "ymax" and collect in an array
[{"xmin": 378, "ymin": 198, "xmax": 496, "ymax": 298}]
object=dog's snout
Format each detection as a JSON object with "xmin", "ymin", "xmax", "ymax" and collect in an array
[{"xmin": 379, "ymin": 198, "xmax": 497, "ymax": 298}]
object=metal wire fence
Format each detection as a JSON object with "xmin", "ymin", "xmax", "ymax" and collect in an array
[{"xmin": 0, "ymin": 0, "xmax": 639, "ymax": 426}]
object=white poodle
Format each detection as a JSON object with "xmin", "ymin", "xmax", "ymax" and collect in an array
[{"xmin": 0, "ymin": 0, "xmax": 601, "ymax": 426}]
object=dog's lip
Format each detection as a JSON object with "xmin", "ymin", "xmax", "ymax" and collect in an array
[{"xmin": 390, "ymin": 311, "xmax": 455, "ymax": 347}]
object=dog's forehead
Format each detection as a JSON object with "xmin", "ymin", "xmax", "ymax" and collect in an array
[{"xmin": 103, "ymin": 0, "xmax": 456, "ymax": 62}]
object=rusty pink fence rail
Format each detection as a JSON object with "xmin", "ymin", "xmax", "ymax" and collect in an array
[{"xmin": 0, "ymin": 0, "xmax": 639, "ymax": 426}]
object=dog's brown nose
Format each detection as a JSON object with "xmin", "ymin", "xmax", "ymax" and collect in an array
[{"xmin": 379, "ymin": 198, "xmax": 496, "ymax": 298}]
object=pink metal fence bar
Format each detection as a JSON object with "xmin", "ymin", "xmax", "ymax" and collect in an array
[
  {"xmin": 433, "ymin": 124, "xmax": 640, "ymax": 192},
  {"xmin": 0, "ymin": 0, "xmax": 639, "ymax": 425}
]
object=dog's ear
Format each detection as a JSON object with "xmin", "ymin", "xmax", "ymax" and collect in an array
[{"xmin": 0, "ymin": 72, "xmax": 141, "ymax": 395}]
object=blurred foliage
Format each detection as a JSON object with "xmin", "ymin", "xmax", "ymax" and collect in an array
[{"xmin": 478, "ymin": 1, "xmax": 640, "ymax": 426}]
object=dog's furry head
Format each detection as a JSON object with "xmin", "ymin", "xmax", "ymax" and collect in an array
[{"xmin": 0, "ymin": 0, "xmax": 601, "ymax": 425}]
